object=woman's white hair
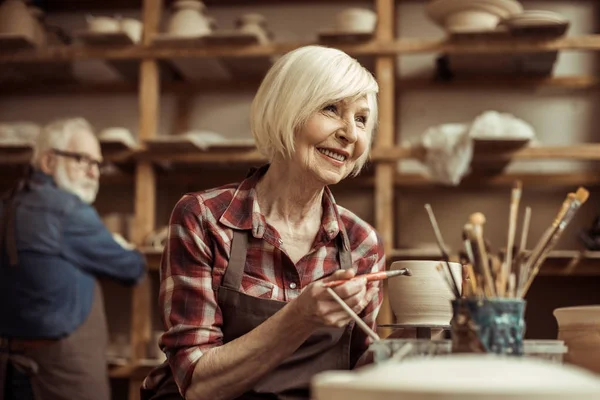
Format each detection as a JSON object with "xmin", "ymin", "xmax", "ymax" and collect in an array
[
  {"xmin": 31, "ymin": 117, "xmax": 94, "ymax": 168},
  {"xmin": 250, "ymin": 45, "xmax": 379, "ymax": 176}
]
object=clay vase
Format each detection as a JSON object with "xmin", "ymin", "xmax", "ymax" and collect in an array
[
  {"xmin": 236, "ymin": 13, "xmax": 272, "ymax": 44},
  {"xmin": 388, "ymin": 260, "xmax": 462, "ymax": 326},
  {"xmin": 26, "ymin": 5, "xmax": 47, "ymax": 46},
  {"xmin": 166, "ymin": 0, "xmax": 212, "ymax": 38},
  {"xmin": 0, "ymin": 0, "xmax": 37, "ymax": 44},
  {"xmin": 554, "ymin": 305, "xmax": 600, "ymax": 374},
  {"xmin": 334, "ymin": 7, "xmax": 377, "ymax": 33}
]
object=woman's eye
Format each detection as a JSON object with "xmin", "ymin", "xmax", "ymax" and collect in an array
[
  {"xmin": 323, "ymin": 104, "xmax": 337, "ymax": 113},
  {"xmin": 356, "ymin": 116, "xmax": 367, "ymax": 126}
]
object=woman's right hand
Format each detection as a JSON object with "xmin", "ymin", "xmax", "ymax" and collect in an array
[{"xmin": 292, "ymin": 269, "xmax": 379, "ymax": 329}]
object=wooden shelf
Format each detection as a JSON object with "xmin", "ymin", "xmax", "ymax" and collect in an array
[
  {"xmin": 2, "ymin": 35, "xmax": 599, "ymax": 64},
  {"xmin": 4, "ymin": 144, "xmax": 600, "ymax": 167},
  {"xmin": 5, "ymin": 75, "xmax": 598, "ymax": 97},
  {"xmin": 388, "ymin": 249, "xmax": 600, "ymax": 276},
  {"xmin": 371, "ymin": 144, "xmax": 600, "ymax": 162}
]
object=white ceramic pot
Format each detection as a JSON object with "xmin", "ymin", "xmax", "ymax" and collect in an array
[
  {"xmin": 87, "ymin": 15, "xmax": 121, "ymax": 33},
  {"xmin": 444, "ymin": 10, "xmax": 500, "ymax": 32},
  {"xmin": 236, "ymin": 13, "xmax": 271, "ymax": 44},
  {"xmin": 27, "ymin": 5, "xmax": 47, "ymax": 46},
  {"xmin": 0, "ymin": 0, "xmax": 37, "ymax": 43},
  {"xmin": 166, "ymin": 0, "xmax": 211, "ymax": 38},
  {"xmin": 388, "ymin": 260, "xmax": 462, "ymax": 326},
  {"xmin": 554, "ymin": 305, "xmax": 600, "ymax": 374},
  {"xmin": 120, "ymin": 18, "xmax": 143, "ymax": 43},
  {"xmin": 334, "ymin": 8, "xmax": 377, "ymax": 33}
]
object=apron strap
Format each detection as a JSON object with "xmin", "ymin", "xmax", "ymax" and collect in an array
[
  {"xmin": 222, "ymin": 230, "xmax": 248, "ymax": 290},
  {"xmin": 223, "ymin": 223, "xmax": 353, "ymax": 291},
  {"xmin": 336, "ymin": 224, "xmax": 352, "ymax": 271}
]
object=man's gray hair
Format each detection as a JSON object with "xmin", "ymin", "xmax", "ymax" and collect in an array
[{"xmin": 31, "ymin": 118, "xmax": 95, "ymax": 168}]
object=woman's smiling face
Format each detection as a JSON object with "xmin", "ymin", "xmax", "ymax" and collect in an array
[{"xmin": 291, "ymin": 96, "xmax": 372, "ymax": 185}]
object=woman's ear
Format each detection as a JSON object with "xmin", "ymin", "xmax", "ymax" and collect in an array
[{"xmin": 39, "ymin": 151, "xmax": 56, "ymax": 175}]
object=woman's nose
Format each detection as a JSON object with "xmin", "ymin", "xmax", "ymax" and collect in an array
[{"xmin": 335, "ymin": 119, "xmax": 358, "ymax": 144}]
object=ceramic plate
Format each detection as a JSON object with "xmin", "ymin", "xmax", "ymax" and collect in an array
[{"xmin": 427, "ymin": 0, "xmax": 523, "ymax": 24}]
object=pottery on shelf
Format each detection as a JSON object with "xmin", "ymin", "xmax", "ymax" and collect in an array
[
  {"xmin": 235, "ymin": 13, "xmax": 272, "ymax": 44},
  {"xmin": 86, "ymin": 15, "xmax": 121, "ymax": 33},
  {"xmin": 120, "ymin": 18, "xmax": 143, "ymax": 43},
  {"xmin": 0, "ymin": 0, "xmax": 38, "ymax": 44},
  {"xmin": 334, "ymin": 8, "xmax": 377, "ymax": 33},
  {"xmin": 388, "ymin": 260, "xmax": 462, "ymax": 326},
  {"xmin": 554, "ymin": 305, "xmax": 600, "ymax": 374},
  {"xmin": 166, "ymin": 0, "xmax": 212, "ymax": 38}
]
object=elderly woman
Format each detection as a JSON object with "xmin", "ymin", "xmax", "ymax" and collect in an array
[{"xmin": 141, "ymin": 45, "xmax": 385, "ymax": 400}]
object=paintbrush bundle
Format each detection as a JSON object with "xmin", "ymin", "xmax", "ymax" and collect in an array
[{"xmin": 425, "ymin": 184, "xmax": 590, "ymax": 300}]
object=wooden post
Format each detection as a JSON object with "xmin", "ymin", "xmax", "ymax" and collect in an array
[
  {"xmin": 374, "ymin": 0, "xmax": 397, "ymax": 337},
  {"xmin": 128, "ymin": 0, "xmax": 162, "ymax": 399}
]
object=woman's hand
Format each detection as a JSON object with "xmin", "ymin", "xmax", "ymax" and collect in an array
[{"xmin": 292, "ymin": 269, "xmax": 379, "ymax": 329}]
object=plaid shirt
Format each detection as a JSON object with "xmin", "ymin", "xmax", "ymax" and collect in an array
[{"xmin": 142, "ymin": 166, "xmax": 385, "ymax": 395}]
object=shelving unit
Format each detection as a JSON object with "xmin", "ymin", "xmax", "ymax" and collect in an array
[{"xmin": 3, "ymin": 0, "xmax": 600, "ymax": 398}]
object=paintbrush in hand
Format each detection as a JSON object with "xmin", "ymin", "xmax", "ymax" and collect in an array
[{"xmin": 323, "ymin": 268, "xmax": 412, "ymax": 288}]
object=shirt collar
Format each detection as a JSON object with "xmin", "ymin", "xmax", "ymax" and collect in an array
[
  {"xmin": 219, "ymin": 165, "xmax": 346, "ymax": 243},
  {"xmin": 30, "ymin": 169, "xmax": 56, "ymax": 186}
]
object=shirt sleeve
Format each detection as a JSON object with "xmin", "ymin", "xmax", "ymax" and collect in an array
[
  {"xmin": 158, "ymin": 194, "xmax": 224, "ymax": 395},
  {"xmin": 61, "ymin": 202, "xmax": 146, "ymax": 285}
]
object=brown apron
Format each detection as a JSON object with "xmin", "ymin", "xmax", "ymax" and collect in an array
[
  {"xmin": 0, "ymin": 178, "xmax": 110, "ymax": 400},
  {"xmin": 142, "ymin": 228, "xmax": 356, "ymax": 400}
]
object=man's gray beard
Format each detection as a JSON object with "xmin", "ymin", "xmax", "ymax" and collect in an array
[{"xmin": 54, "ymin": 159, "xmax": 99, "ymax": 204}]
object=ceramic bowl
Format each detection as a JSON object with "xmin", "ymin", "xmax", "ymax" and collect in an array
[
  {"xmin": 335, "ymin": 8, "xmax": 377, "ymax": 33},
  {"xmin": 444, "ymin": 9, "xmax": 500, "ymax": 32},
  {"xmin": 388, "ymin": 260, "xmax": 462, "ymax": 326},
  {"xmin": 554, "ymin": 305, "xmax": 600, "ymax": 374}
]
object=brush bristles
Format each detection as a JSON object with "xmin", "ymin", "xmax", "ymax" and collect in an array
[
  {"xmin": 576, "ymin": 187, "xmax": 589, "ymax": 204},
  {"xmin": 470, "ymin": 212, "xmax": 486, "ymax": 226}
]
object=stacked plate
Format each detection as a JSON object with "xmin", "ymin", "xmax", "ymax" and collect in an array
[
  {"xmin": 504, "ymin": 10, "xmax": 568, "ymax": 27},
  {"xmin": 426, "ymin": 0, "xmax": 523, "ymax": 33},
  {"xmin": 501, "ymin": 10, "xmax": 570, "ymax": 36}
]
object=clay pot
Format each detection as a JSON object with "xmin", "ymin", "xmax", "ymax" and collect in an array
[
  {"xmin": 388, "ymin": 260, "xmax": 462, "ymax": 326},
  {"xmin": 0, "ymin": 0, "xmax": 37, "ymax": 43},
  {"xmin": 166, "ymin": 0, "xmax": 212, "ymax": 37},
  {"xmin": 334, "ymin": 8, "xmax": 377, "ymax": 33},
  {"xmin": 236, "ymin": 13, "xmax": 272, "ymax": 44},
  {"xmin": 554, "ymin": 305, "xmax": 600, "ymax": 374}
]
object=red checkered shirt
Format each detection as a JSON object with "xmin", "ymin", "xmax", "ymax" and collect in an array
[{"xmin": 142, "ymin": 166, "xmax": 386, "ymax": 395}]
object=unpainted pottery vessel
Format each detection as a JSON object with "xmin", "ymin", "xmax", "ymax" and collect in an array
[
  {"xmin": 0, "ymin": 0, "xmax": 37, "ymax": 43},
  {"xmin": 166, "ymin": 0, "xmax": 212, "ymax": 37},
  {"xmin": 236, "ymin": 13, "xmax": 272, "ymax": 44},
  {"xmin": 388, "ymin": 260, "xmax": 462, "ymax": 326},
  {"xmin": 554, "ymin": 305, "xmax": 600, "ymax": 374}
]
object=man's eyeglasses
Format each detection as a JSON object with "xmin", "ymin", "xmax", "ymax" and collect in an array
[{"xmin": 51, "ymin": 148, "xmax": 105, "ymax": 172}]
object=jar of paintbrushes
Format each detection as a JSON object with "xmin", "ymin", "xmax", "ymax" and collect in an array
[{"xmin": 423, "ymin": 183, "xmax": 590, "ymax": 356}]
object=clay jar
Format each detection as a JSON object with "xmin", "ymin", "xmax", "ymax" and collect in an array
[
  {"xmin": 388, "ymin": 260, "xmax": 462, "ymax": 326},
  {"xmin": 334, "ymin": 8, "xmax": 377, "ymax": 33},
  {"xmin": 166, "ymin": 0, "xmax": 212, "ymax": 38},
  {"xmin": 0, "ymin": 0, "xmax": 37, "ymax": 44},
  {"xmin": 236, "ymin": 13, "xmax": 272, "ymax": 44},
  {"xmin": 554, "ymin": 305, "xmax": 600, "ymax": 374}
]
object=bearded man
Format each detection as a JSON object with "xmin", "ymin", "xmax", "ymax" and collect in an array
[{"xmin": 0, "ymin": 118, "xmax": 146, "ymax": 400}]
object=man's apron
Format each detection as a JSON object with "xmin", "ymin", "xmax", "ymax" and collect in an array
[
  {"xmin": 141, "ymin": 228, "xmax": 357, "ymax": 400},
  {"xmin": 0, "ymin": 178, "xmax": 110, "ymax": 400}
]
